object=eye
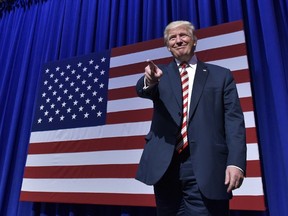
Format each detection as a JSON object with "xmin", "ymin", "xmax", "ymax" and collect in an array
[{"xmin": 169, "ymin": 35, "xmax": 176, "ymax": 41}]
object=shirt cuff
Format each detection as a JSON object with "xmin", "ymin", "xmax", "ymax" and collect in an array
[{"xmin": 227, "ymin": 165, "xmax": 244, "ymax": 173}]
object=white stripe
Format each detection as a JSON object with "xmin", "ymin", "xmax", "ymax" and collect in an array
[
  {"xmin": 26, "ymin": 142, "xmax": 259, "ymax": 167},
  {"xmin": 21, "ymin": 178, "xmax": 154, "ymax": 194},
  {"xmin": 107, "ymin": 97, "xmax": 152, "ymax": 113},
  {"xmin": 21, "ymin": 177, "xmax": 263, "ymax": 195},
  {"xmin": 25, "ymin": 149, "xmax": 143, "ymax": 167},
  {"xmin": 29, "ymin": 121, "xmax": 151, "ymax": 143},
  {"xmin": 244, "ymin": 111, "xmax": 256, "ymax": 128},
  {"xmin": 207, "ymin": 56, "xmax": 248, "ymax": 71},
  {"xmin": 247, "ymin": 143, "xmax": 260, "ymax": 160},
  {"xmin": 236, "ymin": 82, "xmax": 252, "ymax": 98},
  {"xmin": 108, "ymin": 73, "xmax": 142, "ymax": 90},
  {"xmin": 109, "ymin": 31, "xmax": 245, "ymax": 68},
  {"xmin": 233, "ymin": 177, "xmax": 264, "ymax": 196},
  {"xmin": 196, "ymin": 31, "xmax": 245, "ymax": 52},
  {"xmin": 110, "ymin": 47, "xmax": 171, "ymax": 68}
]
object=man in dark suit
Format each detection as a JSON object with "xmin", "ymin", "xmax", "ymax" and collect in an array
[{"xmin": 135, "ymin": 20, "xmax": 246, "ymax": 216}]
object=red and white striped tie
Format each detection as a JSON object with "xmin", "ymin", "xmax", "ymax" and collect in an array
[{"xmin": 176, "ymin": 63, "xmax": 189, "ymax": 153}]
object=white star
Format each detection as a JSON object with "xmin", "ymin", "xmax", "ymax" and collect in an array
[
  {"xmin": 95, "ymin": 65, "xmax": 99, "ymax": 70},
  {"xmin": 72, "ymin": 114, "xmax": 77, "ymax": 119},
  {"xmin": 63, "ymin": 89, "xmax": 68, "ymax": 94},
  {"xmin": 88, "ymin": 72, "xmax": 93, "ymax": 77},
  {"xmin": 83, "ymin": 67, "xmax": 87, "ymax": 72},
  {"xmin": 76, "ymin": 75, "xmax": 81, "ymax": 79},
  {"xmin": 46, "ymin": 98, "xmax": 51, "ymax": 103},
  {"xmin": 98, "ymin": 97, "xmax": 103, "ymax": 102},
  {"xmin": 70, "ymin": 82, "xmax": 75, "ymax": 87},
  {"xmin": 66, "ymin": 65, "xmax": 71, "ymax": 69},
  {"xmin": 59, "ymin": 84, "xmax": 63, "ymax": 89},
  {"xmin": 67, "ymin": 108, "xmax": 71, "ymax": 113},
  {"xmin": 57, "ymin": 96, "xmax": 62, "ymax": 101},
  {"xmin": 71, "ymin": 69, "xmax": 76, "ymax": 74},
  {"xmin": 54, "ymin": 78, "xmax": 59, "ymax": 83},
  {"xmin": 91, "ymin": 105, "xmax": 96, "ymax": 110},
  {"xmin": 53, "ymin": 91, "xmax": 57, "ymax": 96},
  {"xmin": 50, "ymin": 104, "xmax": 55, "ymax": 109},
  {"xmin": 92, "ymin": 91, "xmax": 97, "ymax": 96},
  {"xmin": 82, "ymin": 80, "xmax": 87, "ymax": 85},
  {"xmin": 97, "ymin": 111, "xmax": 102, "ymax": 117},
  {"xmin": 40, "ymin": 105, "xmax": 44, "ymax": 110},
  {"xmin": 50, "ymin": 74, "xmax": 54, "ymax": 78},
  {"xmin": 101, "ymin": 57, "xmax": 106, "ymax": 62},
  {"xmin": 99, "ymin": 83, "xmax": 104, "ymax": 88},
  {"xmin": 42, "ymin": 92, "xmax": 46, "ymax": 97},
  {"xmin": 94, "ymin": 77, "xmax": 99, "ymax": 83},
  {"xmin": 65, "ymin": 76, "xmax": 70, "ymax": 81},
  {"xmin": 89, "ymin": 59, "xmax": 94, "ymax": 65},
  {"xmin": 80, "ymin": 93, "xmax": 85, "ymax": 98},
  {"xmin": 49, "ymin": 117, "xmax": 53, "ymax": 122},
  {"xmin": 37, "ymin": 118, "xmax": 42, "ymax": 124},
  {"xmin": 45, "ymin": 69, "xmax": 49, "ymax": 73},
  {"xmin": 44, "ymin": 80, "xmax": 48, "ymax": 85},
  {"xmin": 60, "ymin": 115, "xmax": 65, "ymax": 121},
  {"xmin": 78, "ymin": 62, "xmax": 82, "ymax": 67},
  {"xmin": 56, "ymin": 67, "xmax": 60, "ymax": 71},
  {"xmin": 75, "ymin": 87, "xmax": 80, "ymax": 92},
  {"xmin": 87, "ymin": 85, "xmax": 92, "ymax": 90},
  {"xmin": 84, "ymin": 112, "xmax": 89, "ymax": 118},
  {"xmin": 68, "ymin": 95, "xmax": 73, "ymax": 100},
  {"xmin": 60, "ymin": 71, "xmax": 65, "ymax": 76},
  {"xmin": 62, "ymin": 102, "xmax": 66, "ymax": 107},
  {"xmin": 48, "ymin": 86, "xmax": 53, "ymax": 90},
  {"xmin": 79, "ymin": 106, "xmax": 84, "ymax": 112},
  {"xmin": 55, "ymin": 110, "xmax": 60, "ymax": 115},
  {"xmin": 85, "ymin": 98, "xmax": 91, "ymax": 104},
  {"xmin": 100, "ymin": 70, "xmax": 105, "ymax": 75},
  {"xmin": 44, "ymin": 110, "xmax": 49, "ymax": 116},
  {"xmin": 73, "ymin": 100, "xmax": 78, "ymax": 106}
]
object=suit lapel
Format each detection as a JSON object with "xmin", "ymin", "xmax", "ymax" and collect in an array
[
  {"xmin": 189, "ymin": 61, "xmax": 209, "ymax": 120},
  {"xmin": 166, "ymin": 61, "xmax": 182, "ymax": 110}
]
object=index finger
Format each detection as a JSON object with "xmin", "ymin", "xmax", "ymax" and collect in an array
[{"xmin": 146, "ymin": 59, "xmax": 157, "ymax": 73}]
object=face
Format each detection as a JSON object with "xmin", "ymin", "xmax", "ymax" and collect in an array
[{"xmin": 166, "ymin": 25, "xmax": 196, "ymax": 62}]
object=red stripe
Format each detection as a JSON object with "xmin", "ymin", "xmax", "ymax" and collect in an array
[
  {"xmin": 105, "ymin": 95, "xmax": 253, "ymax": 124},
  {"xmin": 111, "ymin": 38, "xmax": 164, "ymax": 57},
  {"xmin": 106, "ymin": 108, "xmax": 153, "ymax": 124},
  {"xmin": 108, "ymin": 86, "xmax": 138, "ymax": 100},
  {"xmin": 230, "ymin": 195, "xmax": 266, "ymax": 210},
  {"xmin": 28, "ymin": 136, "xmax": 145, "ymax": 154},
  {"xmin": 246, "ymin": 127, "xmax": 258, "ymax": 143},
  {"xmin": 20, "ymin": 192, "xmax": 157, "ymax": 207},
  {"xmin": 196, "ymin": 44, "xmax": 247, "ymax": 62},
  {"xmin": 232, "ymin": 69, "xmax": 251, "ymax": 83},
  {"xmin": 240, "ymin": 97, "xmax": 254, "ymax": 112},
  {"xmin": 110, "ymin": 21, "xmax": 243, "ymax": 58},
  {"xmin": 109, "ymin": 58, "xmax": 171, "ymax": 78},
  {"xmin": 23, "ymin": 160, "xmax": 262, "ymax": 179},
  {"xmin": 246, "ymin": 160, "xmax": 263, "ymax": 177},
  {"xmin": 196, "ymin": 20, "xmax": 243, "ymax": 39},
  {"xmin": 20, "ymin": 192, "xmax": 266, "ymax": 211},
  {"xmin": 109, "ymin": 45, "xmax": 247, "ymax": 79},
  {"xmin": 23, "ymin": 164, "xmax": 139, "ymax": 178}
]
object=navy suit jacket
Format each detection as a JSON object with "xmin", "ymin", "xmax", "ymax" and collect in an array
[{"xmin": 135, "ymin": 60, "xmax": 246, "ymax": 200}]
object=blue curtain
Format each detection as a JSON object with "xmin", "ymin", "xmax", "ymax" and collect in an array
[{"xmin": 0, "ymin": 0, "xmax": 287, "ymax": 215}]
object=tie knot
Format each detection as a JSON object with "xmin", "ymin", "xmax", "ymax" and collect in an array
[{"xmin": 180, "ymin": 62, "xmax": 188, "ymax": 69}]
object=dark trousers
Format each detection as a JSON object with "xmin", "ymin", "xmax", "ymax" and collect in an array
[{"xmin": 153, "ymin": 149, "xmax": 229, "ymax": 216}]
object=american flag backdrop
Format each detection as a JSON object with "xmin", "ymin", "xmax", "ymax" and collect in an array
[{"xmin": 20, "ymin": 21, "xmax": 266, "ymax": 210}]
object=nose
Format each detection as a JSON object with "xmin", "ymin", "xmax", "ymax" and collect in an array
[{"xmin": 175, "ymin": 35, "xmax": 182, "ymax": 43}]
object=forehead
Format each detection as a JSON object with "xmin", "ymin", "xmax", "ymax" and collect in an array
[{"xmin": 167, "ymin": 25, "xmax": 190, "ymax": 35}]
